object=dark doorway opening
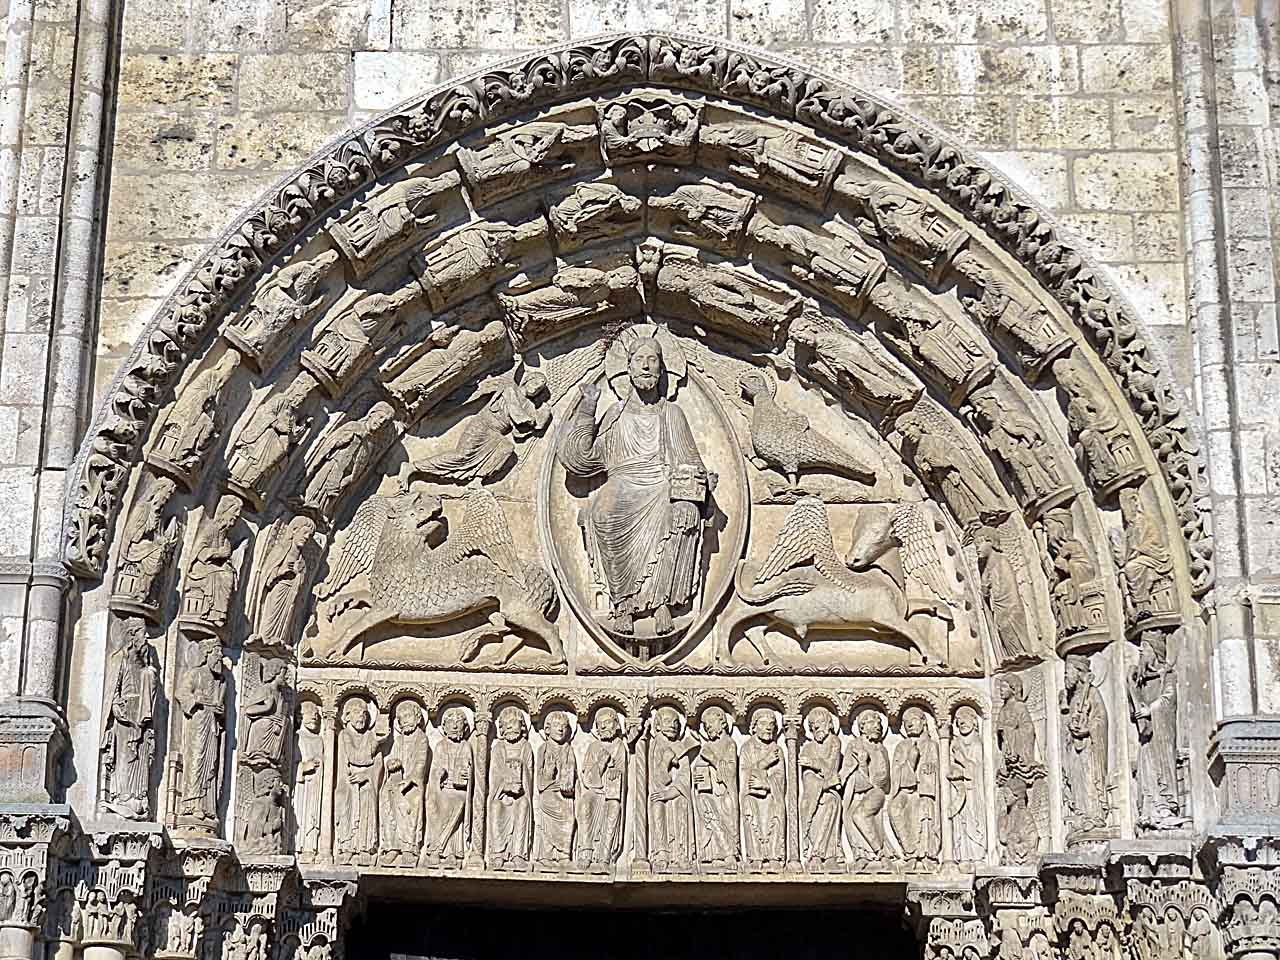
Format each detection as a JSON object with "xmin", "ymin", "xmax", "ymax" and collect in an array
[{"xmin": 355, "ymin": 902, "xmax": 918, "ymax": 960}]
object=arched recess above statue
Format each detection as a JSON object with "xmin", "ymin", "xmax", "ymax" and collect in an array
[
  {"xmin": 70, "ymin": 34, "xmax": 1214, "ymax": 850},
  {"xmin": 67, "ymin": 35, "xmax": 1208, "ymax": 601}
]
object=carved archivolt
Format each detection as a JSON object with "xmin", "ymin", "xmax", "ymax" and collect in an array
[{"xmin": 67, "ymin": 34, "xmax": 1207, "ymax": 891}]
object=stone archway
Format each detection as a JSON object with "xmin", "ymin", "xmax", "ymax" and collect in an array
[{"xmin": 61, "ymin": 34, "xmax": 1214, "ymax": 960}]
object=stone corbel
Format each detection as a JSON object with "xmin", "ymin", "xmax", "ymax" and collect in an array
[
  {"xmin": 0, "ymin": 805, "xmax": 70, "ymax": 960},
  {"xmin": 0, "ymin": 698, "xmax": 68, "ymax": 804},
  {"xmin": 905, "ymin": 880, "xmax": 988, "ymax": 960}
]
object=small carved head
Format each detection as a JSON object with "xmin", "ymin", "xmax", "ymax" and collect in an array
[
  {"xmin": 299, "ymin": 700, "xmax": 321, "ymax": 733},
  {"xmin": 655, "ymin": 705, "xmax": 682, "ymax": 740},
  {"xmin": 807, "ymin": 706, "xmax": 833, "ymax": 741},
  {"xmin": 856, "ymin": 710, "xmax": 884, "ymax": 742},
  {"xmin": 213, "ymin": 495, "xmax": 242, "ymax": 531},
  {"xmin": 700, "ymin": 705, "xmax": 729, "ymax": 739},
  {"xmin": 604, "ymin": 103, "xmax": 627, "ymax": 130},
  {"xmin": 521, "ymin": 372, "xmax": 549, "ymax": 400},
  {"xmin": 997, "ymin": 675, "xmax": 1024, "ymax": 704},
  {"xmin": 954, "ymin": 705, "xmax": 979, "ymax": 737},
  {"xmin": 1064, "ymin": 654, "xmax": 1091, "ymax": 691},
  {"xmin": 148, "ymin": 476, "xmax": 178, "ymax": 507},
  {"xmin": 497, "ymin": 705, "xmax": 527, "ymax": 742},
  {"xmin": 288, "ymin": 515, "xmax": 317, "ymax": 546},
  {"xmin": 901, "ymin": 706, "xmax": 929, "ymax": 738},
  {"xmin": 897, "ymin": 410, "xmax": 924, "ymax": 442},
  {"xmin": 1139, "ymin": 630, "xmax": 1169, "ymax": 671},
  {"xmin": 1065, "ymin": 396, "xmax": 1090, "ymax": 433},
  {"xmin": 738, "ymin": 370, "xmax": 771, "ymax": 402},
  {"xmin": 627, "ymin": 337, "xmax": 664, "ymax": 396},
  {"xmin": 972, "ymin": 526, "xmax": 996, "ymax": 562},
  {"xmin": 367, "ymin": 401, "xmax": 396, "ymax": 432},
  {"xmin": 394, "ymin": 700, "xmax": 422, "ymax": 734},
  {"xmin": 544, "ymin": 710, "xmax": 572, "ymax": 744},
  {"xmin": 592, "ymin": 707, "xmax": 621, "ymax": 741},
  {"xmin": 441, "ymin": 706, "xmax": 471, "ymax": 741},
  {"xmin": 341, "ymin": 697, "xmax": 370, "ymax": 732},
  {"xmin": 750, "ymin": 710, "xmax": 778, "ymax": 742},
  {"xmin": 1118, "ymin": 486, "xmax": 1141, "ymax": 520},
  {"xmin": 120, "ymin": 617, "xmax": 149, "ymax": 662}
]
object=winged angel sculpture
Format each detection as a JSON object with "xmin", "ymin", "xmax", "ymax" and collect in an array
[
  {"xmin": 717, "ymin": 497, "xmax": 952, "ymax": 666},
  {"xmin": 303, "ymin": 485, "xmax": 563, "ymax": 664}
]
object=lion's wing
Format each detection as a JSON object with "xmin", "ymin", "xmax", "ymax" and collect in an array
[
  {"xmin": 319, "ymin": 496, "xmax": 390, "ymax": 597},
  {"xmin": 439, "ymin": 486, "xmax": 519, "ymax": 579}
]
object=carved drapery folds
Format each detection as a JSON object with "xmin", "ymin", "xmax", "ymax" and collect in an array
[
  {"xmin": 67, "ymin": 41, "xmax": 1208, "ymax": 609},
  {"xmin": 58, "ymin": 40, "xmax": 1218, "ymax": 931}
]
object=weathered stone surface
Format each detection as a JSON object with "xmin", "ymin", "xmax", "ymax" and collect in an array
[
  {"xmin": 1073, "ymin": 152, "xmax": 1179, "ymax": 211},
  {"xmin": 899, "ymin": 0, "xmax": 1049, "ymax": 43},
  {"xmin": 239, "ymin": 53, "xmax": 349, "ymax": 111},
  {"xmin": 398, "ymin": 0, "xmax": 568, "ymax": 48},
  {"xmin": 1015, "ymin": 98, "xmax": 1110, "ymax": 150},
  {"xmin": 1081, "ymin": 43, "xmax": 1174, "ymax": 94},
  {"xmin": 215, "ymin": 113, "xmax": 350, "ymax": 170},
  {"xmin": 810, "ymin": 0, "xmax": 895, "ymax": 43},
  {"xmin": 7, "ymin": 2, "xmax": 1279, "ymax": 952},
  {"xmin": 939, "ymin": 46, "xmax": 1079, "ymax": 95},
  {"xmin": 113, "ymin": 113, "xmax": 218, "ymax": 172},
  {"xmin": 353, "ymin": 52, "xmax": 442, "ymax": 111},
  {"xmin": 118, "ymin": 54, "xmax": 237, "ymax": 112}
]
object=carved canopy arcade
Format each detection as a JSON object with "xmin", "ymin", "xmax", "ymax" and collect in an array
[{"xmin": 70, "ymin": 35, "xmax": 1211, "ymax": 905}]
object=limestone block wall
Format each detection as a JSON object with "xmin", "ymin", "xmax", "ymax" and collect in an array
[{"xmin": 100, "ymin": 0, "xmax": 1192, "ymax": 407}]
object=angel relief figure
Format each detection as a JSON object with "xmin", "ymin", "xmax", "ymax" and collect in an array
[
  {"xmin": 404, "ymin": 372, "xmax": 551, "ymax": 485},
  {"xmin": 304, "ymin": 484, "xmax": 563, "ymax": 665},
  {"xmin": 556, "ymin": 328, "xmax": 714, "ymax": 641}
]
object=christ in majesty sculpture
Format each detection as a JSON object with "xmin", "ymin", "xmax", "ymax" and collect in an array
[{"xmin": 558, "ymin": 336, "xmax": 711, "ymax": 637}]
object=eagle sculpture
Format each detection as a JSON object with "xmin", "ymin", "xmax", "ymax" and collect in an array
[{"xmin": 739, "ymin": 370, "xmax": 876, "ymax": 489}]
